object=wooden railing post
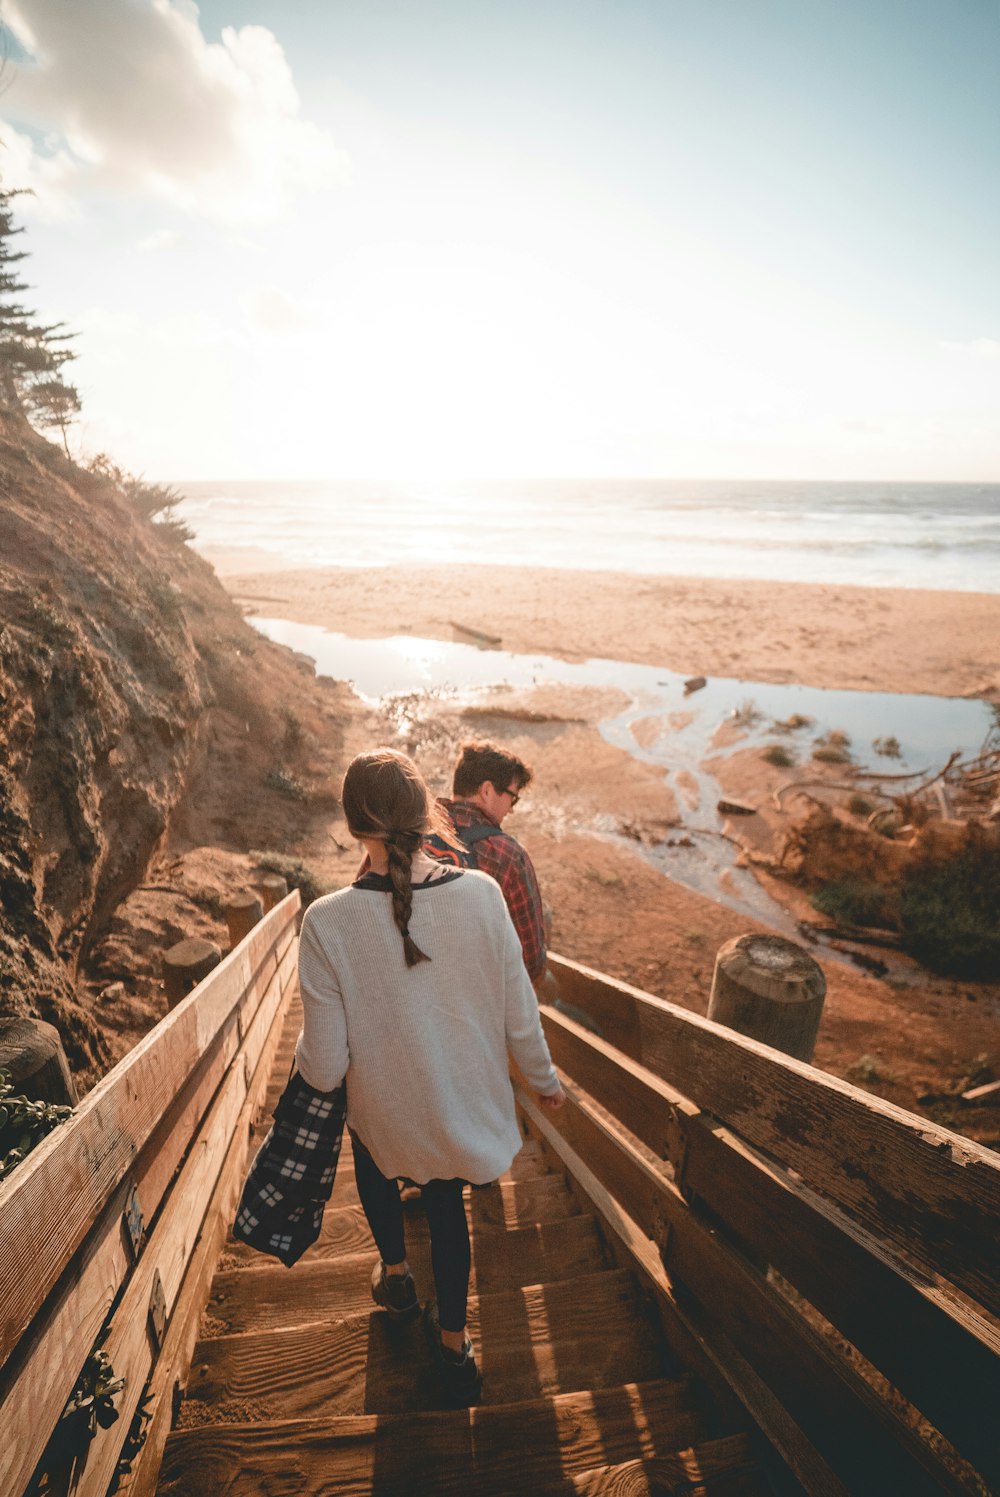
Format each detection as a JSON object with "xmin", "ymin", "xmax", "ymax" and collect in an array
[
  {"xmin": 161, "ymin": 938, "xmax": 222, "ymax": 1008},
  {"xmin": 258, "ymin": 874, "xmax": 288, "ymax": 913},
  {"xmin": 708, "ymin": 934, "xmax": 825, "ymax": 1062},
  {"xmin": 0, "ymin": 1017, "xmax": 78, "ymax": 1105},
  {"xmin": 224, "ymin": 891, "xmax": 264, "ymax": 950}
]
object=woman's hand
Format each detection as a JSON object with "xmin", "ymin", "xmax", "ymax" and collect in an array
[{"xmin": 537, "ymin": 1084, "xmax": 566, "ymax": 1111}]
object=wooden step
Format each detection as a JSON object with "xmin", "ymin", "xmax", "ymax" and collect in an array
[
  {"xmin": 159, "ymin": 1379, "xmax": 708, "ymax": 1496},
  {"xmin": 324, "ymin": 1171, "xmax": 581, "ymax": 1226},
  {"xmin": 191, "ymin": 1262, "xmax": 654, "ymax": 1421},
  {"xmin": 559, "ymin": 1433, "xmax": 767, "ymax": 1496},
  {"xmin": 221, "ymin": 1206, "xmax": 606, "ymax": 1283}
]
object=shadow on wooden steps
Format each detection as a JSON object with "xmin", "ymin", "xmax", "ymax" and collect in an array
[
  {"xmin": 183, "ymin": 1267, "xmax": 667, "ymax": 1420},
  {"xmin": 158, "ymin": 1003, "xmax": 770, "ymax": 1496},
  {"xmin": 159, "ymin": 1388, "xmax": 763, "ymax": 1496}
]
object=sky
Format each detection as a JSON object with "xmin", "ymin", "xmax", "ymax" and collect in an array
[{"xmin": 0, "ymin": 0, "xmax": 998, "ymax": 482}]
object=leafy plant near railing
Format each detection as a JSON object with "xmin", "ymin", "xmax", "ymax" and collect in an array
[{"xmin": 0, "ymin": 1070, "xmax": 74, "ymax": 1181}]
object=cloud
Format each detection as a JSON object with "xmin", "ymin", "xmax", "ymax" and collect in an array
[
  {"xmin": 244, "ymin": 286, "xmax": 313, "ymax": 335},
  {"xmin": 134, "ymin": 228, "xmax": 184, "ymax": 253},
  {"xmin": 941, "ymin": 337, "xmax": 1000, "ymax": 360},
  {"xmin": 0, "ymin": 0, "xmax": 348, "ymax": 223}
]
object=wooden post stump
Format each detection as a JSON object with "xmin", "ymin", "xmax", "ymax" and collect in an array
[
  {"xmin": 708, "ymin": 934, "xmax": 826, "ymax": 1062},
  {"xmin": 258, "ymin": 874, "xmax": 288, "ymax": 913},
  {"xmin": 224, "ymin": 891, "xmax": 263, "ymax": 950},
  {"xmin": 161, "ymin": 938, "xmax": 222, "ymax": 1009},
  {"xmin": 0, "ymin": 1017, "xmax": 78, "ymax": 1105}
]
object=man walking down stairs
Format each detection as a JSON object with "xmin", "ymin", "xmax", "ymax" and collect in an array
[{"xmin": 155, "ymin": 998, "xmax": 769, "ymax": 1496}]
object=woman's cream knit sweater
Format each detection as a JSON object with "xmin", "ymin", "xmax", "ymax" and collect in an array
[{"xmin": 295, "ymin": 869, "xmax": 560, "ymax": 1185}]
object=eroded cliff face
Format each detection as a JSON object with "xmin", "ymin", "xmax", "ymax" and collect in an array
[{"xmin": 0, "ymin": 413, "xmax": 336, "ymax": 1070}]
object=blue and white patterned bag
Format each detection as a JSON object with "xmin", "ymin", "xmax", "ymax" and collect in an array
[{"xmin": 232, "ymin": 1069, "xmax": 346, "ymax": 1267}]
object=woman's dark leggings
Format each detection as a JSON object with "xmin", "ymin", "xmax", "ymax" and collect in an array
[{"xmin": 350, "ymin": 1130, "xmax": 471, "ymax": 1333}]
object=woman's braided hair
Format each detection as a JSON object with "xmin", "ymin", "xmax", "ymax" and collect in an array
[{"xmin": 341, "ymin": 749, "xmax": 442, "ymax": 967}]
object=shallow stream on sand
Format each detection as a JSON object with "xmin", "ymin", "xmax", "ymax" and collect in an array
[{"xmin": 252, "ymin": 617, "xmax": 995, "ymax": 937}]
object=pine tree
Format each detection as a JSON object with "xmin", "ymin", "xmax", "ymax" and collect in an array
[{"xmin": 0, "ymin": 186, "xmax": 81, "ymax": 448}]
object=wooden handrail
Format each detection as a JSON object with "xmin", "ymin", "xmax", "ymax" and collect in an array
[
  {"xmin": 538, "ymin": 1003, "xmax": 1000, "ymax": 1488},
  {"xmin": 549, "ymin": 953, "xmax": 1000, "ymax": 1317},
  {"xmin": 0, "ymin": 892, "xmax": 299, "ymax": 1497}
]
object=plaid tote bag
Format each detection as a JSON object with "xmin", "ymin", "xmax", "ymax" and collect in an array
[{"xmin": 232, "ymin": 1069, "xmax": 347, "ymax": 1267}]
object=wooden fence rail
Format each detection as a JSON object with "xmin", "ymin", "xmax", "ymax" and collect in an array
[
  {"xmin": 538, "ymin": 955, "xmax": 1000, "ymax": 1495},
  {"xmin": 0, "ymin": 891, "xmax": 300, "ymax": 1497},
  {"xmin": 549, "ymin": 954, "xmax": 1000, "ymax": 1317}
]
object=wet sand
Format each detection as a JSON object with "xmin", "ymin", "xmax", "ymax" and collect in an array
[{"xmin": 205, "ymin": 555, "xmax": 1000, "ymax": 701}]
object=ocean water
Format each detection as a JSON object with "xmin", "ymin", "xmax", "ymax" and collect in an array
[{"xmin": 177, "ymin": 478, "xmax": 1000, "ymax": 591}]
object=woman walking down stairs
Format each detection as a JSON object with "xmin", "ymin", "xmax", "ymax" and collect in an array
[{"xmin": 155, "ymin": 997, "xmax": 768, "ymax": 1497}]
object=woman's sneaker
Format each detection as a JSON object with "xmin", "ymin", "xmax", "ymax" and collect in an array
[
  {"xmin": 371, "ymin": 1260, "xmax": 419, "ymax": 1322},
  {"xmin": 423, "ymin": 1299, "xmax": 483, "ymax": 1407}
]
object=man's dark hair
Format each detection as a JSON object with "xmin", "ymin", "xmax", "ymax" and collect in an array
[{"xmin": 452, "ymin": 741, "xmax": 533, "ymax": 799}]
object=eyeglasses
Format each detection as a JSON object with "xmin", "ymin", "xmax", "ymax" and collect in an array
[{"xmin": 502, "ymin": 787, "xmax": 520, "ymax": 807}]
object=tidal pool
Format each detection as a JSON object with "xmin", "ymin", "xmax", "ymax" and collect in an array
[{"xmin": 252, "ymin": 617, "xmax": 995, "ymax": 937}]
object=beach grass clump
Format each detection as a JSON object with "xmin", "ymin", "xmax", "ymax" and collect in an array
[
  {"xmin": 873, "ymin": 735, "xmax": 902, "ymax": 759},
  {"xmin": 812, "ymin": 730, "xmax": 852, "ymax": 765},
  {"xmin": 251, "ymin": 851, "xmax": 329, "ymax": 909},
  {"xmin": 761, "ymin": 743, "xmax": 795, "ymax": 768},
  {"xmin": 811, "ymin": 877, "xmax": 895, "ymax": 930},
  {"xmin": 772, "ymin": 713, "xmax": 813, "ymax": 733},
  {"xmin": 263, "ymin": 768, "xmax": 308, "ymax": 802},
  {"xmin": 898, "ymin": 835, "xmax": 1000, "ymax": 979},
  {"xmin": 730, "ymin": 698, "xmax": 763, "ymax": 729},
  {"xmin": 278, "ymin": 705, "xmax": 305, "ymax": 752},
  {"xmin": 847, "ymin": 792, "xmax": 877, "ymax": 817}
]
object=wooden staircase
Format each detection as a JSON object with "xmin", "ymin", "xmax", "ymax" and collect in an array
[
  {"xmin": 4, "ymin": 894, "xmax": 997, "ymax": 1497},
  {"xmin": 154, "ymin": 997, "xmax": 768, "ymax": 1496}
]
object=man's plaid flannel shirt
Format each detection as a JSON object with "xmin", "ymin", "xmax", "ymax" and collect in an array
[
  {"xmin": 438, "ymin": 798, "xmax": 547, "ymax": 981},
  {"xmin": 233, "ymin": 1070, "xmax": 346, "ymax": 1267}
]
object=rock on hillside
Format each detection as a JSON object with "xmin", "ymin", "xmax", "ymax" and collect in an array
[{"xmin": 0, "ymin": 412, "xmax": 343, "ymax": 1071}]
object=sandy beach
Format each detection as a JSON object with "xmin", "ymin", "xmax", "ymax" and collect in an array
[
  {"xmin": 177, "ymin": 552, "xmax": 1000, "ymax": 1146},
  {"xmin": 207, "ymin": 555, "xmax": 1000, "ymax": 700}
]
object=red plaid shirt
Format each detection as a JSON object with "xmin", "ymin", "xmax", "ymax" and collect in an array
[{"xmin": 436, "ymin": 798, "xmax": 547, "ymax": 981}]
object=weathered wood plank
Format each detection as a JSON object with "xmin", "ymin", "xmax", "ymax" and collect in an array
[
  {"xmin": 549, "ymin": 954, "xmax": 1000, "ymax": 1317},
  {"xmin": 0, "ymin": 911, "xmax": 297, "ymax": 1497},
  {"xmin": 568, "ymin": 1433, "xmax": 765, "ymax": 1496},
  {"xmin": 158, "ymin": 1381, "xmax": 707, "ymax": 1497},
  {"xmin": 517, "ymin": 1088, "xmax": 851, "ymax": 1497},
  {"xmin": 221, "ymin": 1208, "xmax": 606, "ymax": 1288},
  {"xmin": 536, "ymin": 1077, "xmax": 967, "ymax": 1497},
  {"xmin": 0, "ymin": 894, "xmax": 299, "ymax": 1374},
  {"xmin": 540, "ymin": 1004, "xmax": 1000, "ymax": 1482},
  {"xmin": 183, "ymin": 1269, "xmax": 667, "ymax": 1421},
  {"xmin": 62, "ymin": 927, "xmax": 294, "ymax": 1497},
  {"xmin": 118, "ymin": 974, "xmax": 297, "ymax": 1497}
]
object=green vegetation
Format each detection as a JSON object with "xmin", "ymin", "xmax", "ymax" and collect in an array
[
  {"xmin": 899, "ymin": 837, "xmax": 1000, "ymax": 979},
  {"xmin": 251, "ymin": 850, "xmax": 330, "ymax": 909},
  {"xmin": 279, "ymin": 705, "xmax": 305, "ymax": 752},
  {"xmin": 761, "ymin": 743, "xmax": 795, "ymax": 768},
  {"xmin": 0, "ymin": 1070, "xmax": 74, "ymax": 1182},
  {"xmin": 811, "ymin": 877, "xmax": 894, "ymax": 930},
  {"xmin": 847, "ymin": 792, "xmax": 877, "ymax": 817},
  {"xmin": 0, "ymin": 188, "xmax": 80, "ymax": 450},
  {"xmin": 873, "ymin": 735, "xmax": 902, "ymax": 758},
  {"xmin": 86, "ymin": 454, "xmax": 193, "ymax": 540},
  {"xmin": 263, "ymin": 768, "xmax": 308, "ymax": 801}
]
